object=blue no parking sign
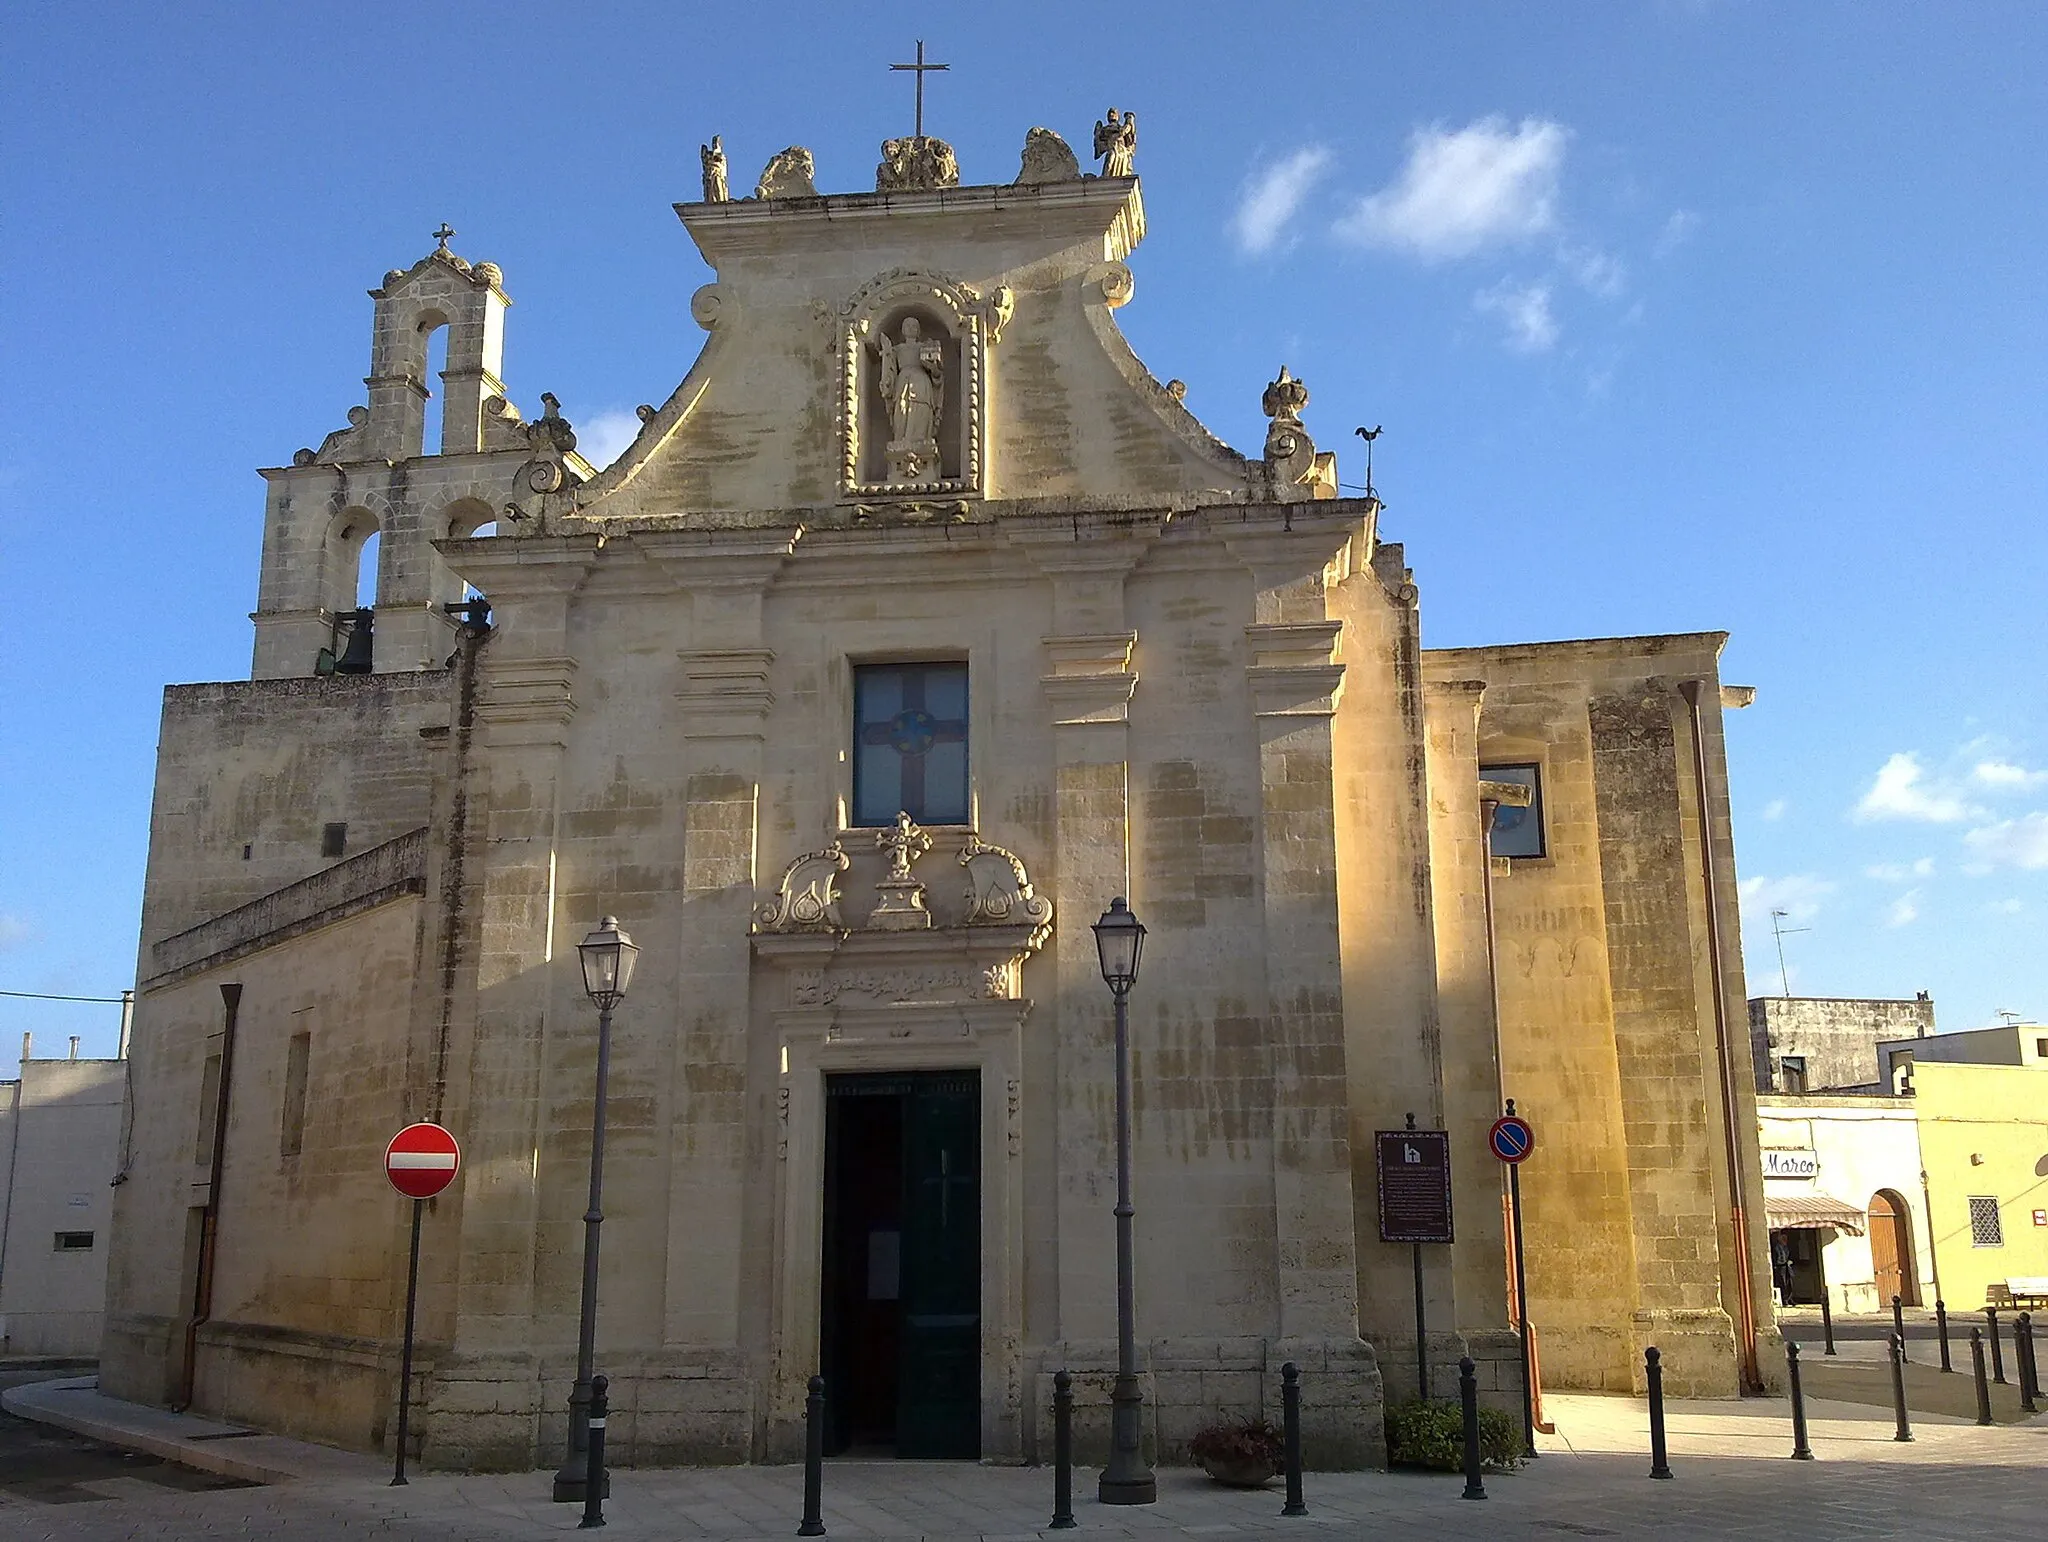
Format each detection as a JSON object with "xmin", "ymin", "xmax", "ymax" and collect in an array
[{"xmin": 1489, "ymin": 1114, "xmax": 1535, "ymax": 1164}]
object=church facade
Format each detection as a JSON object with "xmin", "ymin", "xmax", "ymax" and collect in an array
[{"xmin": 104, "ymin": 118, "xmax": 1775, "ymax": 1472}]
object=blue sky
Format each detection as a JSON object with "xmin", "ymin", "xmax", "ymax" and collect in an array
[{"xmin": 4, "ymin": 3, "xmax": 2045, "ymax": 1060}]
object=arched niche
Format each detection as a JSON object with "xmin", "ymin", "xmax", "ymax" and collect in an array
[
  {"xmin": 838, "ymin": 268, "xmax": 1011, "ymax": 501},
  {"xmin": 326, "ymin": 506, "xmax": 381, "ymax": 614}
]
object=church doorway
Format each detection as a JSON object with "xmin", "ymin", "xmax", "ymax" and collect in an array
[
  {"xmin": 820, "ymin": 1070, "xmax": 981, "ymax": 1458},
  {"xmin": 1867, "ymin": 1189, "xmax": 1919, "ymax": 1306}
]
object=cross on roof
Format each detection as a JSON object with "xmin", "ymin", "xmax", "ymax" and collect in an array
[
  {"xmin": 432, "ymin": 223, "xmax": 455, "ymax": 251},
  {"xmin": 889, "ymin": 40, "xmax": 949, "ymax": 140}
]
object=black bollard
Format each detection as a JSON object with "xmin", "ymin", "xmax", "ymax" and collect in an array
[
  {"xmin": 1986, "ymin": 1307, "xmax": 2006, "ymax": 1384},
  {"xmin": 1819, "ymin": 1288, "xmax": 1837, "ymax": 1356},
  {"xmin": 1645, "ymin": 1347, "xmax": 1672, "ymax": 1480},
  {"xmin": 1459, "ymin": 1356, "xmax": 1485, "ymax": 1501},
  {"xmin": 798, "ymin": 1375, "xmax": 826, "ymax": 1537},
  {"xmin": 1786, "ymin": 1342, "xmax": 1814, "ymax": 1461},
  {"xmin": 1888, "ymin": 1333, "xmax": 1913, "ymax": 1443},
  {"xmin": 1280, "ymin": 1361, "xmax": 1306, "ymax": 1516},
  {"xmin": 1970, "ymin": 1329, "xmax": 1993, "ymax": 1426},
  {"xmin": 579, "ymin": 1375, "xmax": 608, "ymax": 1530},
  {"xmin": 1892, "ymin": 1294, "xmax": 1907, "ymax": 1363},
  {"xmin": 1936, "ymin": 1299, "xmax": 1952, "ymax": 1373},
  {"xmin": 1049, "ymin": 1370, "xmax": 1076, "ymax": 1530},
  {"xmin": 2019, "ymin": 1313, "xmax": 2039, "ymax": 1414}
]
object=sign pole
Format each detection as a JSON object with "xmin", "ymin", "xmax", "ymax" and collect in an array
[
  {"xmin": 1413, "ymin": 1239, "xmax": 1429, "ymax": 1403},
  {"xmin": 392, "ymin": 1196, "xmax": 425, "ymax": 1486},
  {"xmin": 1508, "ymin": 1155, "xmax": 1535, "ymax": 1460}
]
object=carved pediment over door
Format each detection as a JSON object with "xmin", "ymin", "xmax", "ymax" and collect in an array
[{"xmin": 837, "ymin": 268, "xmax": 1012, "ymax": 503}]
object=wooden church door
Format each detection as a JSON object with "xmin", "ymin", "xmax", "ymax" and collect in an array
[{"xmin": 1867, "ymin": 1190, "xmax": 1915, "ymax": 1306}]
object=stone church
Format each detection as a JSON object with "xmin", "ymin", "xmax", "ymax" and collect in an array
[{"xmin": 105, "ymin": 111, "xmax": 1776, "ymax": 1472}]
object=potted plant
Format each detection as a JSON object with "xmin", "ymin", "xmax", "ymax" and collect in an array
[{"xmin": 1188, "ymin": 1415, "xmax": 1284, "ymax": 1487}]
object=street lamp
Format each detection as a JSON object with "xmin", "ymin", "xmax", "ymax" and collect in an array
[
  {"xmin": 552, "ymin": 916, "xmax": 638, "ymax": 1504},
  {"xmin": 1091, "ymin": 897, "xmax": 1155, "ymax": 1505}
]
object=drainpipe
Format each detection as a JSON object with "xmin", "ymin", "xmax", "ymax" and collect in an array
[
  {"xmin": 1678, "ymin": 680, "xmax": 1763, "ymax": 1395},
  {"xmin": 174, "ymin": 982, "xmax": 241, "ymax": 1412},
  {"xmin": 1918, "ymin": 1166, "xmax": 1942, "ymax": 1307}
]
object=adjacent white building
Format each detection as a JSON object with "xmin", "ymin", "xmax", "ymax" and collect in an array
[{"xmin": 0, "ymin": 1045, "xmax": 128, "ymax": 1357}]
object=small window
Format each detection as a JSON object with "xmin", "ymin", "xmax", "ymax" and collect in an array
[
  {"xmin": 54, "ymin": 1231, "xmax": 95, "ymax": 1252},
  {"xmin": 853, "ymin": 662, "xmax": 969, "ymax": 827},
  {"xmin": 280, "ymin": 1030, "xmax": 311, "ymax": 1159},
  {"xmin": 1968, "ymin": 1196, "xmax": 2004, "ymax": 1248},
  {"xmin": 1780, "ymin": 1055, "xmax": 1808, "ymax": 1094},
  {"xmin": 1481, "ymin": 763, "xmax": 1546, "ymax": 859},
  {"xmin": 2035, "ymin": 1036, "xmax": 2047, "ymax": 1059},
  {"xmin": 321, "ymin": 822, "xmax": 348, "ymax": 858}
]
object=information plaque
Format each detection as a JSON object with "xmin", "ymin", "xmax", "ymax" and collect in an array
[{"xmin": 1375, "ymin": 1128, "xmax": 1454, "ymax": 1244}]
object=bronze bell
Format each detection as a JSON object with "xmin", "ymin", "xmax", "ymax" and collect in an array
[{"xmin": 333, "ymin": 608, "xmax": 375, "ymax": 674}]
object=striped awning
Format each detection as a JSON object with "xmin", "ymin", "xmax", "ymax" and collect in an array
[{"xmin": 1764, "ymin": 1194, "xmax": 1866, "ymax": 1235}]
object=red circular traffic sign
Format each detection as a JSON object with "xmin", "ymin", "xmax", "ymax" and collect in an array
[
  {"xmin": 385, "ymin": 1122, "xmax": 461, "ymax": 1200},
  {"xmin": 1489, "ymin": 1115, "xmax": 1535, "ymax": 1164}
]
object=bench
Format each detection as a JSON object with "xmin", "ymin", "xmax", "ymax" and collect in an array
[{"xmin": 1987, "ymin": 1277, "xmax": 2048, "ymax": 1310}]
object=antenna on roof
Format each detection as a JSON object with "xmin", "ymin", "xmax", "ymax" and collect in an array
[
  {"xmin": 1997, "ymin": 1008, "xmax": 2021, "ymax": 1027},
  {"xmin": 1769, "ymin": 908, "xmax": 1810, "ymax": 998}
]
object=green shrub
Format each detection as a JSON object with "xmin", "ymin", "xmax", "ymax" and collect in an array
[{"xmin": 1384, "ymin": 1398, "xmax": 1523, "ymax": 1472}]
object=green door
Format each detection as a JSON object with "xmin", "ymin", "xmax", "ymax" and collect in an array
[{"xmin": 896, "ymin": 1071, "xmax": 981, "ymax": 1458}]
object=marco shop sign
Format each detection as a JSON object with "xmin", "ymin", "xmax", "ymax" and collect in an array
[{"xmin": 1762, "ymin": 1148, "xmax": 1820, "ymax": 1179}]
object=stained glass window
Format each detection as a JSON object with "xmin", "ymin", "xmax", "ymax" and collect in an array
[
  {"xmin": 1482, "ymin": 763, "xmax": 1546, "ymax": 859},
  {"xmin": 854, "ymin": 663, "xmax": 969, "ymax": 827}
]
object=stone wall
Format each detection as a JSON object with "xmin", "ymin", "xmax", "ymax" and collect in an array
[{"xmin": 1750, "ymin": 994, "xmax": 1934, "ymax": 1093}]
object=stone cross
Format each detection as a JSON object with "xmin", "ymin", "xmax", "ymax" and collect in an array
[
  {"xmin": 877, "ymin": 811, "xmax": 932, "ymax": 882},
  {"xmin": 889, "ymin": 40, "xmax": 949, "ymax": 139},
  {"xmin": 432, "ymin": 223, "xmax": 455, "ymax": 251}
]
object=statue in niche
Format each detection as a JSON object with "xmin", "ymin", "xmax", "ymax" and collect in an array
[
  {"xmin": 872, "ymin": 315, "xmax": 945, "ymax": 486},
  {"xmin": 700, "ymin": 135, "xmax": 729, "ymax": 202},
  {"xmin": 1094, "ymin": 108, "xmax": 1138, "ymax": 178}
]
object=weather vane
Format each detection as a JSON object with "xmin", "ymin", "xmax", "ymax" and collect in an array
[{"xmin": 1354, "ymin": 425, "xmax": 1383, "ymax": 498}]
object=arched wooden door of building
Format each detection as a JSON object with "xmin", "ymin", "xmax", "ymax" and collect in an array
[{"xmin": 1867, "ymin": 1189, "xmax": 1919, "ymax": 1306}]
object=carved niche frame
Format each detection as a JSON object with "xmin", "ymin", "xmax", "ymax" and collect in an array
[{"xmin": 838, "ymin": 267, "xmax": 1012, "ymax": 502}]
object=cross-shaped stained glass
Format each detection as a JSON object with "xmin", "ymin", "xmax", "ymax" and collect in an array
[{"xmin": 854, "ymin": 662, "xmax": 969, "ymax": 826}]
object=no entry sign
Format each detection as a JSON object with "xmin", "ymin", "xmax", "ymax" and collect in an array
[
  {"xmin": 1489, "ymin": 1114, "xmax": 1535, "ymax": 1165},
  {"xmin": 385, "ymin": 1122, "xmax": 461, "ymax": 1200}
]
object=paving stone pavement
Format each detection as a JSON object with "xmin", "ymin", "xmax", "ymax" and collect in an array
[{"xmin": 1, "ymin": 1391, "xmax": 2042, "ymax": 1541}]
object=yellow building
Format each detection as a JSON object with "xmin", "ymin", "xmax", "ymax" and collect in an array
[{"xmin": 1913, "ymin": 1062, "xmax": 2048, "ymax": 1311}]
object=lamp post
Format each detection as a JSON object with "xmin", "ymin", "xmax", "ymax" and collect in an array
[
  {"xmin": 551, "ymin": 916, "xmax": 639, "ymax": 1504},
  {"xmin": 1092, "ymin": 897, "xmax": 1155, "ymax": 1505}
]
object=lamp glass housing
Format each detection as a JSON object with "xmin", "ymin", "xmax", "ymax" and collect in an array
[
  {"xmin": 578, "ymin": 915, "xmax": 639, "ymax": 1008},
  {"xmin": 1092, "ymin": 897, "xmax": 1145, "ymax": 995}
]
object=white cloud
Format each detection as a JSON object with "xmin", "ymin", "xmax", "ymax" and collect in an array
[
  {"xmin": 577, "ymin": 409, "xmax": 644, "ymax": 470},
  {"xmin": 1232, "ymin": 146, "xmax": 1334, "ymax": 256},
  {"xmin": 1738, "ymin": 872, "xmax": 1837, "ymax": 924},
  {"xmin": 1885, "ymin": 891, "xmax": 1921, "ymax": 928},
  {"xmin": 1473, "ymin": 280, "xmax": 1559, "ymax": 352},
  {"xmin": 1336, "ymin": 117, "xmax": 1567, "ymax": 260},
  {"xmin": 1864, "ymin": 858, "xmax": 1935, "ymax": 882},
  {"xmin": 1987, "ymin": 897, "xmax": 2024, "ymax": 916},
  {"xmin": 1653, "ymin": 209, "xmax": 1699, "ymax": 257},
  {"xmin": 1559, "ymin": 240, "xmax": 1626, "ymax": 298},
  {"xmin": 1973, "ymin": 759, "xmax": 2048, "ymax": 790},
  {"xmin": 1762, "ymin": 799, "xmax": 1788, "ymax": 822},
  {"xmin": 1963, "ymin": 812, "xmax": 2048, "ymax": 870},
  {"xmin": 0, "ymin": 913, "xmax": 28, "ymax": 949},
  {"xmin": 1853, "ymin": 753, "xmax": 1979, "ymax": 824}
]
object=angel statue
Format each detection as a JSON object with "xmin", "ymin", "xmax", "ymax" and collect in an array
[
  {"xmin": 872, "ymin": 315, "xmax": 945, "ymax": 485},
  {"xmin": 1094, "ymin": 108, "xmax": 1137, "ymax": 177},
  {"xmin": 699, "ymin": 135, "xmax": 729, "ymax": 202}
]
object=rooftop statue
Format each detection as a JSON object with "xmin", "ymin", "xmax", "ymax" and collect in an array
[
  {"xmin": 876, "ymin": 135, "xmax": 960, "ymax": 192},
  {"xmin": 754, "ymin": 146, "xmax": 818, "ymax": 200},
  {"xmin": 1094, "ymin": 107, "xmax": 1137, "ymax": 178},
  {"xmin": 1014, "ymin": 126, "xmax": 1081, "ymax": 184},
  {"xmin": 700, "ymin": 135, "xmax": 729, "ymax": 202}
]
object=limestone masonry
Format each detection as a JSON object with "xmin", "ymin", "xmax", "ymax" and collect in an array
[{"xmin": 105, "ymin": 119, "xmax": 1774, "ymax": 1472}]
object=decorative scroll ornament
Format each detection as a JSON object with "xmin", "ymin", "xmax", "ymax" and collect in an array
[
  {"xmin": 516, "ymin": 392, "xmax": 588, "ymax": 495},
  {"xmin": 754, "ymin": 146, "xmax": 817, "ymax": 199},
  {"xmin": 869, "ymin": 812, "xmax": 933, "ymax": 930},
  {"xmin": 298, "ymin": 404, "xmax": 370, "ymax": 464},
  {"xmin": 754, "ymin": 843, "xmax": 850, "ymax": 931},
  {"xmin": 959, "ymin": 834, "xmax": 1054, "ymax": 944},
  {"xmin": 1260, "ymin": 365, "xmax": 1335, "ymax": 499}
]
